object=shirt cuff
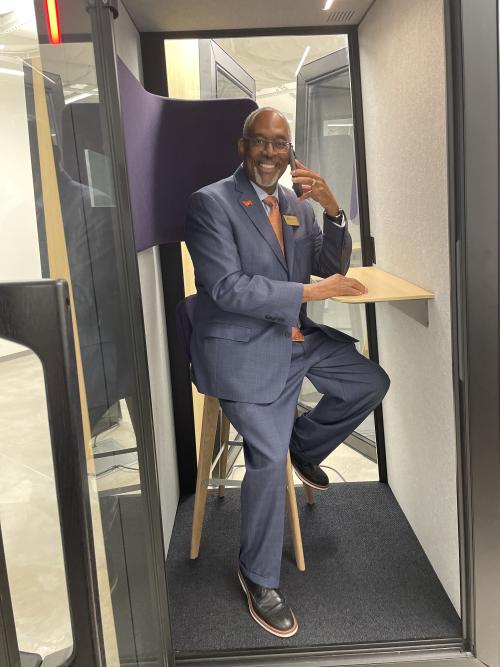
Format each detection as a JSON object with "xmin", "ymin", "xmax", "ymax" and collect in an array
[{"xmin": 324, "ymin": 210, "xmax": 346, "ymax": 228}]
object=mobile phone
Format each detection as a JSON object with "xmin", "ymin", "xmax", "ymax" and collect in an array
[{"xmin": 289, "ymin": 146, "xmax": 303, "ymax": 198}]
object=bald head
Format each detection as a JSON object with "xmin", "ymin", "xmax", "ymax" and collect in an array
[{"xmin": 243, "ymin": 107, "xmax": 291, "ymax": 141}]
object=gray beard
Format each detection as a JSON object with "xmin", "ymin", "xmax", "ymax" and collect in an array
[{"xmin": 251, "ymin": 164, "xmax": 279, "ymax": 190}]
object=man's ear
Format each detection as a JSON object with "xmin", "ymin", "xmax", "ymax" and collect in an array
[{"xmin": 238, "ymin": 138, "xmax": 244, "ymax": 157}]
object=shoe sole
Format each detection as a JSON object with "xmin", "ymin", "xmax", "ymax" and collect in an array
[
  {"xmin": 291, "ymin": 462, "xmax": 329, "ymax": 491},
  {"xmin": 238, "ymin": 570, "xmax": 298, "ymax": 638}
]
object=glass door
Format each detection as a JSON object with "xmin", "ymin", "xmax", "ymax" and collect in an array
[
  {"xmin": 0, "ymin": 1, "xmax": 170, "ymax": 664},
  {"xmin": 295, "ymin": 47, "xmax": 381, "ymax": 466},
  {"xmin": 199, "ymin": 39, "xmax": 256, "ymax": 99}
]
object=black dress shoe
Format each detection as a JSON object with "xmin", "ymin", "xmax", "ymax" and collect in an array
[
  {"xmin": 238, "ymin": 569, "xmax": 298, "ymax": 637},
  {"xmin": 290, "ymin": 451, "xmax": 329, "ymax": 490}
]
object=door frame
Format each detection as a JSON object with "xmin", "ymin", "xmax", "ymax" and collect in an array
[
  {"xmin": 87, "ymin": 3, "xmax": 175, "ymax": 664},
  {"xmin": 140, "ymin": 0, "xmax": 499, "ymax": 663},
  {"xmin": 199, "ymin": 39, "xmax": 256, "ymax": 99},
  {"xmin": 294, "ymin": 45, "xmax": 385, "ymax": 476}
]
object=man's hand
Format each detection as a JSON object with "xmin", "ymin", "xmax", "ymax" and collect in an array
[
  {"xmin": 302, "ymin": 274, "xmax": 368, "ymax": 302},
  {"xmin": 291, "ymin": 159, "xmax": 340, "ymax": 217}
]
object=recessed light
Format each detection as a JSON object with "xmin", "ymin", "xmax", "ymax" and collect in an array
[
  {"xmin": 295, "ymin": 46, "xmax": 310, "ymax": 77},
  {"xmin": 323, "ymin": 0, "xmax": 335, "ymax": 9}
]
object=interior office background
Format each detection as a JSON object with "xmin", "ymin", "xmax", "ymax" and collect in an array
[{"xmin": 0, "ymin": 0, "xmax": 460, "ymax": 658}]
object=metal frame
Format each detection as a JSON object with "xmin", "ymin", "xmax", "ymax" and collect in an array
[
  {"xmin": 0, "ymin": 280, "xmax": 103, "ymax": 667},
  {"xmin": 136, "ymin": 0, "xmax": 500, "ymax": 664},
  {"xmin": 445, "ymin": 0, "xmax": 500, "ymax": 662},
  {"xmin": 198, "ymin": 39, "xmax": 256, "ymax": 99},
  {"xmin": 295, "ymin": 43, "xmax": 387, "ymax": 481},
  {"xmin": 86, "ymin": 2, "xmax": 174, "ymax": 664}
]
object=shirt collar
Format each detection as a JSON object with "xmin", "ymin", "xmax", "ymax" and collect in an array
[{"xmin": 250, "ymin": 180, "xmax": 279, "ymax": 203}]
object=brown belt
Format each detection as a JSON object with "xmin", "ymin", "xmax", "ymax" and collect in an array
[{"xmin": 291, "ymin": 325, "xmax": 305, "ymax": 342}]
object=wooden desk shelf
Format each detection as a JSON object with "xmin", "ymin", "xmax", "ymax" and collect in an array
[{"xmin": 311, "ymin": 266, "xmax": 434, "ymax": 304}]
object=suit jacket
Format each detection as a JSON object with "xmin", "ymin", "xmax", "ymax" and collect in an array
[{"xmin": 184, "ymin": 165, "xmax": 357, "ymax": 404}]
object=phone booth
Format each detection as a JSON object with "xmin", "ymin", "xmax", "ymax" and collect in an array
[{"xmin": 0, "ymin": 1, "xmax": 499, "ymax": 666}]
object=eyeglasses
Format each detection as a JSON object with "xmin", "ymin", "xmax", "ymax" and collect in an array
[{"xmin": 243, "ymin": 136, "xmax": 291, "ymax": 153}]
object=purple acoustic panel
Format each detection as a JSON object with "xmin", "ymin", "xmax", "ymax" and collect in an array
[{"xmin": 117, "ymin": 58, "xmax": 258, "ymax": 251}]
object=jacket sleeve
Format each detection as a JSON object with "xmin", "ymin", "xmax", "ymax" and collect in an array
[
  {"xmin": 185, "ymin": 191, "xmax": 304, "ymax": 326},
  {"xmin": 310, "ymin": 207, "xmax": 353, "ymax": 278}
]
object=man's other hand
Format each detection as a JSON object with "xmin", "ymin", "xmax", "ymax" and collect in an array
[
  {"xmin": 302, "ymin": 274, "xmax": 368, "ymax": 302},
  {"xmin": 291, "ymin": 159, "xmax": 340, "ymax": 217}
]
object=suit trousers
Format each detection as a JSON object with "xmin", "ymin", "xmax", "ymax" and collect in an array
[{"xmin": 219, "ymin": 329, "xmax": 390, "ymax": 588}]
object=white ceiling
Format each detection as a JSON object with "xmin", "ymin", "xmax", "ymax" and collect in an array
[
  {"xmin": 123, "ymin": 0, "xmax": 374, "ymax": 33},
  {"xmin": 0, "ymin": 5, "xmax": 97, "ymax": 100}
]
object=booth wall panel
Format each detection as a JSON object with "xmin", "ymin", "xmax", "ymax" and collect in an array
[
  {"xmin": 114, "ymin": 2, "xmax": 180, "ymax": 548},
  {"xmin": 358, "ymin": 0, "xmax": 459, "ymax": 612}
]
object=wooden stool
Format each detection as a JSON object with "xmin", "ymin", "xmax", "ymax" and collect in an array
[{"xmin": 190, "ymin": 395, "xmax": 314, "ymax": 571}]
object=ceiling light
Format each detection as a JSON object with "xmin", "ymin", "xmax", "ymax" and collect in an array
[
  {"xmin": 0, "ymin": 67, "xmax": 24, "ymax": 77},
  {"xmin": 70, "ymin": 83, "xmax": 87, "ymax": 90},
  {"xmin": 65, "ymin": 92, "xmax": 92, "ymax": 104},
  {"xmin": 323, "ymin": 0, "xmax": 335, "ymax": 9},
  {"xmin": 294, "ymin": 46, "xmax": 310, "ymax": 77}
]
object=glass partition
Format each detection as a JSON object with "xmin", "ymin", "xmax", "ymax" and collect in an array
[
  {"xmin": 296, "ymin": 48, "xmax": 377, "ymax": 465},
  {"xmin": 0, "ymin": 352, "xmax": 73, "ymax": 661},
  {"xmin": 0, "ymin": 1, "xmax": 166, "ymax": 663}
]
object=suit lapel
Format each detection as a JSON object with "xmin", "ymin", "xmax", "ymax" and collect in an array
[
  {"xmin": 234, "ymin": 166, "xmax": 288, "ymax": 273},
  {"xmin": 278, "ymin": 186, "xmax": 296, "ymax": 279}
]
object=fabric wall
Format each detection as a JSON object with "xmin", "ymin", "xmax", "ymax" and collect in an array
[
  {"xmin": 113, "ymin": 1, "xmax": 180, "ymax": 549},
  {"xmin": 358, "ymin": 0, "xmax": 460, "ymax": 611}
]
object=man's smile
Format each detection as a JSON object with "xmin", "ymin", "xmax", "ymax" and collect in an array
[{"xmin": 256, "ymin": 160, "xmax": 280, "ymax": 173}]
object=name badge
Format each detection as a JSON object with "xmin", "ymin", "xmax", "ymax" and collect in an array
[{"xmin": 283, "ymin": 215, "xmax": 300, "ymax": 227}]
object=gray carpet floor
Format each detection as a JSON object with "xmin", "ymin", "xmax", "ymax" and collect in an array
[{"xmin": 166, "ymin": 482, "xmax": 461, "ymax": 653}]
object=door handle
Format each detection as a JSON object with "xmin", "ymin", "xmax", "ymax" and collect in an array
[{"xmin": 0, "ymin": 280, "xmax": 103, "ymax": 667}]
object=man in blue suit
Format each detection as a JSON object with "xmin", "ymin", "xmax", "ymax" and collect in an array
[{"xmin": 185, "ymin": 107, "xmax": 390, "ymax": 638}]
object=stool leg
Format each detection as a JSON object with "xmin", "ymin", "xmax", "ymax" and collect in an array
[
  {"xmin": 190, "ymin": 395, "xmax": 220, "ymax": 559},
  {"xmin": 303, "ymin": 483, "xmax": 315, "ymax": 505},
  {"xmin": 286, "ymin": 452, "xmax": 305, "ymax": 571},
  {"xmin": 218, "ymin": 412, "xmax": 230, "ymax": 497}
]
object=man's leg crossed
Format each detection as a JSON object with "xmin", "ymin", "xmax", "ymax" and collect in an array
[{"xmin": 290, "ymin": 334, "xmax": 390, "ymax": 465}]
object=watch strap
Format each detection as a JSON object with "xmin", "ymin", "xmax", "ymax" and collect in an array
[{"xmin": 325, "ymin": 208, "xmax": 345, "ymax": 224}]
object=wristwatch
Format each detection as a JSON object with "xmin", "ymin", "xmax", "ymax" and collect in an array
[{"xmin": 325, "ymin": 208, "xmax": 345, "ymax": 224}]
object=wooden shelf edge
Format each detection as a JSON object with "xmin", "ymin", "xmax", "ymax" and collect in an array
[{"xmin": 310, "ymin": 267, "xmax": 434, "ymax": 304}]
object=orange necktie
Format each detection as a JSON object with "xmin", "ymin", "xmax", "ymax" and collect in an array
[
  {"xmin": 263, "ymin": 196, "xmax": 285, "ymax": 254},
  {"xmin": 263, "ymin": 196, "xmax": 304, "ymax": 342}
]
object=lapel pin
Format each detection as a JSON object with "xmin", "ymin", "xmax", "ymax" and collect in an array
[{"xmin": 242, "ymin": 199, "xmax": 253, "ymax": 207}]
